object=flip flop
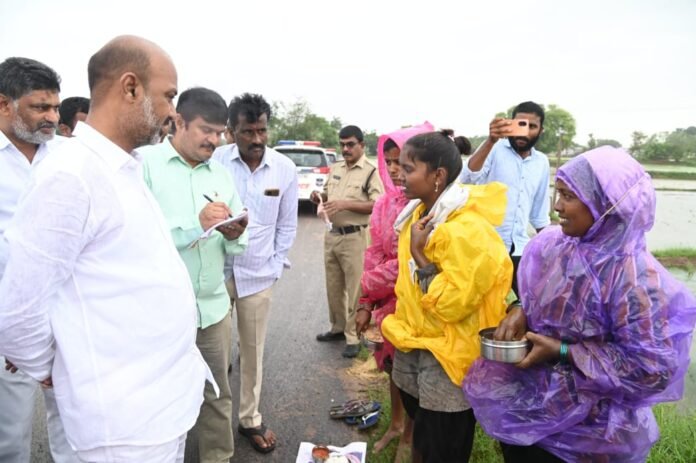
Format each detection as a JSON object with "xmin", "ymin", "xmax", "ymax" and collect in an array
[
  {"xmin": 329, "ymin": 399, "xmax": 363, "ymax": 412},
  {"xmin": 237, "ymin": 423, "xmax": 276, "ymax": 454},
  {"xmin": 329, "ymin": 400, "xmax": 381, "ymax": 419},
  {"xmin": 357, "ymin": 410, "xmax": 381, "ymax": 430}
]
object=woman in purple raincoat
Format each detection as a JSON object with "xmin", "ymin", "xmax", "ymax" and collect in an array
[{"xmin": 464, "ymin": 146, "xmax": 696, "ymax": 463}]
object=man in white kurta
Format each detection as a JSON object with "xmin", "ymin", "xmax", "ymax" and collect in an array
[{"xmin": 0, "ymin": 36, "xmax": 210, "ymax": 462}]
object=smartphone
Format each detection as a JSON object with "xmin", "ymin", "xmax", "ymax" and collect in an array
[{"xmin": 504, "ymin": 119, "xmax": 530, "ymax": 137}]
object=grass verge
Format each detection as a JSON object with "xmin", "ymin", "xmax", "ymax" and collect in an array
[
  {"xmin": 653, "ymin": 247, "xmax": 696, "ymax": 273},
  {"xmin": 354, "ymin": 349, "xmax": 696, "ymax": 462},
  {"xmin": 648, "ymin": 403, "xmax": 696, "ymax": 463},
  {"xmin": 653, "ymin": 247, "xmax": 696, "ymax": 259},
  {"xmin": 647, "ymin": 171, "xmax": 696, "ymax": 181}
]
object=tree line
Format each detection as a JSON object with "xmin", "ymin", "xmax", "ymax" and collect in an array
[{"xmin": 268, "ymin": 99, "xmax": 695, "ymax": 164}]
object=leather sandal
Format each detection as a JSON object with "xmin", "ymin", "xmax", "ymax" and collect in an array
[{"xmin": 238, "ymin": 423, "xmax": 276, "ymax": 454}]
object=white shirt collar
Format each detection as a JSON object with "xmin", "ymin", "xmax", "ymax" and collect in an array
[
  {"xmin": 0, "ymin": 129, "xmax": 14, "ymax": 151},
  {"xmin": 229, "ymin": 144, "xmax": 274, "ymax": 169},
  {"xmin": 73, "ymin": 121, "xmax": 141, "ymax": 172}
]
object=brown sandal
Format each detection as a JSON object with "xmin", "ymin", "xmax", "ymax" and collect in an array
[{"xmin": 238, "ymin": 423, "xmax": 276, "ymax": 454}]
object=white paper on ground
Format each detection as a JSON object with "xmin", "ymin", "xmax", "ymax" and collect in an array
[{"xmin": 295, "ymin": 441, "xmax": 366, "ymax": 463}]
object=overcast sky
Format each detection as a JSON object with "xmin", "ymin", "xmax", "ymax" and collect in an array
[{"xmin": 2, "ymin": 0, "xmax": 694, "ymax": 147}]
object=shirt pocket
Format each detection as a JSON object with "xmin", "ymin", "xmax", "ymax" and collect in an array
[
  {"xmin": 252, "ymin": 194, "xmax": 281, "ymax": 225},
  {"xmin": 326, "ymin": 177, "xmax": 340, "ymax": 198},
  {"xmin": 344, "ymin": 182, "xmax": 365, "ymax": 201}
]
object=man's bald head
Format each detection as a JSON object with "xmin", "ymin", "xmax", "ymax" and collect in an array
[
  {"xmin": 84, "ymin": 35, "xmax": 178, "ymax": 152},
  {"xmin": 87, "ymin": 35, "xmax": 168, "ymax": 98}
]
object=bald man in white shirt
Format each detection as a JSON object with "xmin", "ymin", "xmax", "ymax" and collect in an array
[{"xmin": 0, "ymin": 36, "xmax": 211, "ymax": 463}]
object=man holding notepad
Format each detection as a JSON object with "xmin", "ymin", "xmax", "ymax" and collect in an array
[{"xmin": 140, "ymin": 86, "xmax": 248, "ymax": 463}]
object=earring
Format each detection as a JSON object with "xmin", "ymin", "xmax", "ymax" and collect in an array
[{"xmin": 434, "ymin": 181, "xmax": 439, "ymax": 193}]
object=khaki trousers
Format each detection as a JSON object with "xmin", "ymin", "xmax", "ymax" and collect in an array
[
  {"xmin": 225, "ymin": 278, "xmax": 273, "ymax": 429},
  {"xmin": 195, "ymin": 313, "xmax": 234, "ymax": 463},
  {"xmin": 323, "ymin": 228, "xmax": 368, "ymax": 346}
]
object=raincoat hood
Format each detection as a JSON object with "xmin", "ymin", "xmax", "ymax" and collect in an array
[
  {"xmin": 556, "ymin": 146, "xmax": 655, "ymax": 251},
  {"xmin": 376, "ymin": 121, "xmax": 434, "ymax": 196}
]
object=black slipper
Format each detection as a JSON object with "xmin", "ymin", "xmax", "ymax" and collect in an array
[{"xmin": 238, "ymin": 423, "xmax": 276, "ymax": 454}]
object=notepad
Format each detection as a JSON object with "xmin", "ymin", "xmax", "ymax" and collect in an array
[
  {"xmin": 188, "ymin": 209, "xmax": 248, "ymax": 248},
  {"xmin": 200, "ymin": 210, "xmax": 248, "ymax": 239}
]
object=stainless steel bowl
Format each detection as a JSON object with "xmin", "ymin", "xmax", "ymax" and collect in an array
[{"xmin": 479, "ymin": 327, "xmax": 530, "ymax": 363}]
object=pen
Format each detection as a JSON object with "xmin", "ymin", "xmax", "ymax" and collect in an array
[{"xmin": 203, "ymin": 194, "xmax": 233, "ymax": 218}]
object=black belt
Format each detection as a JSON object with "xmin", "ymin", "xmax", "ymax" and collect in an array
[{"xmin": 330, "ymin": 225, "xmax": 366, "ymax": 235}]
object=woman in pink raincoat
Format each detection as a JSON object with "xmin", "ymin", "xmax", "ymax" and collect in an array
[{"xmin": 355, "ymin": 122, "xmax": 433, "ymax": 456}]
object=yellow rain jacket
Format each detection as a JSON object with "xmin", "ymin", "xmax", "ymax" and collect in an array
[{"xmin": 381, "ymin": 182, "xmax": 513, "ymax": 386}]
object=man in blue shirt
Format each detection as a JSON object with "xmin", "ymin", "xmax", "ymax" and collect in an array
[{"xmin": 460, "ymin": 101, "xmax": 550, "ymax": 299}]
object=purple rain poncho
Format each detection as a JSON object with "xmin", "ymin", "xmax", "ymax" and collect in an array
[{"xmin": 463, "ymin": 147, "xmax": 696, "ymax": 462}]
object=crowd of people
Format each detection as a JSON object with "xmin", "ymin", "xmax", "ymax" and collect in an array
[{"xmin": 0, "ymin": 34, "xmax": 695, "ymax": 463}]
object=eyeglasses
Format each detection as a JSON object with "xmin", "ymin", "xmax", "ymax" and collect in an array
[{"xmin": 339, "ymin": 141, "xmax": 358, "ymax": 149}]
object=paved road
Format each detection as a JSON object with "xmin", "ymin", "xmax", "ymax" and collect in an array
[{"xmin": 31, "ymin": 203, "xmax": 367, "ymax": 462}]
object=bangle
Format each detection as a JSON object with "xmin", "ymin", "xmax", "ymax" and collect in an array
[
  {"xmin": 357, "ymin": 307, "xmax": 372, "ymax": 314},
  {"xmin": 559, "ymin": 341, "xmax": 568, "ymax": 364}
]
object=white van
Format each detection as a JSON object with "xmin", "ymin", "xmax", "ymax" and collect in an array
[{"xmin": 274, "ymin": 141, "xmax": 333, "ymax": 201}]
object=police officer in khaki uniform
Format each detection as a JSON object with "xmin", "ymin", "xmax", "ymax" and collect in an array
[{"xmin": 310, "ymin": 125, "xmax": 383, "ymax": 358}]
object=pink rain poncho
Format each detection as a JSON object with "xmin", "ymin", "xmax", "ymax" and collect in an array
[
  {"xmin": 359, "ymin": 121, "xmax": 433, "ymax": 370},
  {"xmin": 464, "ymin": 147, "xmax": 696, "ymax": 462}
]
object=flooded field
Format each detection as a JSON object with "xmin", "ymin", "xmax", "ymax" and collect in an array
[{"xmin": 648, "ymin": 188, "xmax": 696, "ymax": 250}]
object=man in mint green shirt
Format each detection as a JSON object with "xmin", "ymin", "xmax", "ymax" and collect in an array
[{"xmin": 139, "ymin": 87, "xmax": 247, "ymax": 463}]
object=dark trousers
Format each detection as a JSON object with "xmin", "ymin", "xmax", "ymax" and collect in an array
[
  {"xmin": 510, "ymin": 243, "xmax": 521, "ymax": 300},
  {"xmin": 500, "ymin": 442, "xmax": 565, "ymax": 463},
  {"xmin": 399, "ymin": 389, "xmax": 476, "ymax": 463}
]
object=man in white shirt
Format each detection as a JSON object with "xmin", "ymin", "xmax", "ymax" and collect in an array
[
  {"xmin": 0, "ymin": 36, "xmax": 210, "ymax": 463},
  {"xmin": 213, "ymin": 93, "xmax": 298, "ymax": 454},
  {"xmin": 57, "ymin": 96, "xmax": 90, "ymax": 137},
  {"xmin": 0, "ymin": 56, "xmax": 78, "ymax": 463}
]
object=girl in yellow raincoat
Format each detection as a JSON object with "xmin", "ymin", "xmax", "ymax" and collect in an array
[{"xmin": 381, "ymin": 130, "xmax": 512, "ymax": 462}]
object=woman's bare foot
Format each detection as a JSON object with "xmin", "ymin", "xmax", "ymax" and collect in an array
[
  {"xmin": 373, "ymin": 426, "xmax": 403, "ymax": 453},
  {"xmin": 394, "ymin": 435, "xmax": 412, "ymax": 463}
]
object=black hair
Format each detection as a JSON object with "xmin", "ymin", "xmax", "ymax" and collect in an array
[
  {"xmin": 87, "ymin": 43, "xmax": 150, "ymax": 93},
  {"xmin": 441, "ymin": 129, "xmax": 472, "ymax": 154},
  {"xmin": 383, "ymin": 138, "xmax": 398, "ymax": 152},
  {"xmin": 0, "ymin": 57, "xmax": 61, "ymax": 100},
  {"xmin": 404, "ymin": 130, "xmax": 462, "ymax": 185},
  {"xmin": 176, "ymin": 87, "xmax": 227, "ymax": 125},
  {"xmin": 339, "ymin": 125, "xmax": 364, "ymax": 142},
  {"xmin": 227, "ymin": 93, "xmax": 271, "ymax": 128},
  {"xmin": 512, "ymin": 101, "xmax": 545, "ymax": 126},
  {"xmin": 59, "ymin": 96, "xmax": 90, "ymax": 129},
  {"xmin": 454, "ymin": 136, "xmax": 472, "ymax": 155}
]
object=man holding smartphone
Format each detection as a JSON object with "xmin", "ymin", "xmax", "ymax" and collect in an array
[{"xmin": 460, "ymin": 101, "xmax": 550, "ymax": 300}]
